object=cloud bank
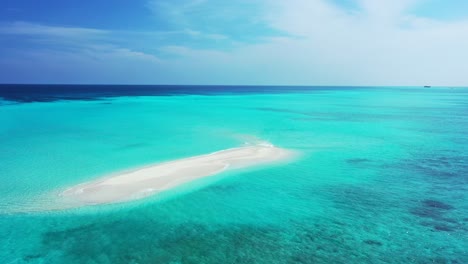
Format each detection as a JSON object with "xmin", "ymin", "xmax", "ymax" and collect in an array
[{"xmin": 0, "ymin": 0, "xmax": 467, "ymax": 85}]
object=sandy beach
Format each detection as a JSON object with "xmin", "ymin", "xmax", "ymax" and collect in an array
[{"xmin": 61, "ymin": 143, "xmax": 294, "ymax": 206}]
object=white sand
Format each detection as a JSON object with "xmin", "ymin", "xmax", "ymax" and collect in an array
[{"xmin": 61, "ymin": 144, "xmax": 293, "ymax": 206}]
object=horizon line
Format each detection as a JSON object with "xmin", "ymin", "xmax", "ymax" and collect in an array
[{"xmin": 0, "ymin": 84, "xmax": 465, "ymax": 88}]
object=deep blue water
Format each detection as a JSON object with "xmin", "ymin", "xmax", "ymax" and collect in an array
[
  {"xmin": 0, "ymin": 84, "xmax": 347, "ymax": 102},
  {"xmin": 2, "ymin": 84, "xmax": 462, "ymax": 103}
]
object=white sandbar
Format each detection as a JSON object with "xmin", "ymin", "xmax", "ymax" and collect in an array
[{"xmin": 61, "ymin": 144, "xmax": 293, "ymax": 206}]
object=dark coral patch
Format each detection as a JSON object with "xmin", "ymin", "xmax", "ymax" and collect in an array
[
  {"xmin": 23, "ymin": 254, "xmax": 42, "ymax": 261},
  {"xmin": 433, "ymin": 225, "xmax": 455, "ymax": 232},
  {"xmin": 346, "ymin": 158, "xmax": 371, "ymax": 164},
  {"xmin": 363, "ymin": 240, "xmax": 383, "ymax": 246},
  {"xmin": 410, "ymin": 207, "xmax": 444, "ymax": 220},
  {"xmin": 422, "ymin": 200, "xmax": 454, "ymax": 210}
]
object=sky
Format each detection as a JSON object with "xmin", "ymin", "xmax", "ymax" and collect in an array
[{"xmin": 0, "ymin": 0, "xmax": 467, "ymax": 86}]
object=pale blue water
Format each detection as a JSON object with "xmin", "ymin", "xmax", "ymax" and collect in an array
[{"xmin": 0, "ymin": 86, "xmax": 467, "ymax": 263}]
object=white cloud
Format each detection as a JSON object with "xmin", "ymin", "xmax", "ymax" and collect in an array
[
  {"xmin": 0, "ymin": 21, "xmax": 108, "ymax": 38},
  {"xmin": 153, "ymin": 0, "xmax": 468, "ymax": 85},
  {"xmin": 262, "ymin": 0, "xmax": 468, "ymax": 85},
  {"xmin": 2, "ymin": 0, "xmax": 468, "ymax": 85},
  {"xmin": 147, "ymin": 0, "xmax": 208, "ymax": 26},
  {"xmin": 0, "ymin": 22, "xmax": 162, "ymax": 63},
  {"xmin": 358, "ymin": 0, "xmax": 420, "ymax": 22}
]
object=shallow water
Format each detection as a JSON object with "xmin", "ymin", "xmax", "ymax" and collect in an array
[{"xmin": 0, "ymin": 86, "xmax": 467, "ymax": 263}]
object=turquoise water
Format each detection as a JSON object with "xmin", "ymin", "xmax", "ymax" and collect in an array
[{"xmin": 0, "ymin": 87, "xmax": 467, "ymax": 263}]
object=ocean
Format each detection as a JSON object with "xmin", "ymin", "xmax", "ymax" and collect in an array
[{"xmin": 0, "ymin": 85, "xmax": 467, "ymax": 263}]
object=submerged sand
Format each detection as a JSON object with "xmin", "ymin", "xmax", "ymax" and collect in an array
[{"xmin": 61, "ymin": 144, "xmax": 293, "ymax": 206}]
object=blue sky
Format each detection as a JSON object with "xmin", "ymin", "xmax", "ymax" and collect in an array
[{"xmin": 0, "ymin": 0, "xmax": 467, "ymax": 85}]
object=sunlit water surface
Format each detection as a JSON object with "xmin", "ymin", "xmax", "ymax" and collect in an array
[{"xmin": 0, "ymin": 86, "xmax": 466, "ymax": 263}]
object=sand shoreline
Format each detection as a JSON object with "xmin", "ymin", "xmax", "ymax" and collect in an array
[{"xmin": 61, "ymin": 143, "xmax": 294, "ymax": 206}]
